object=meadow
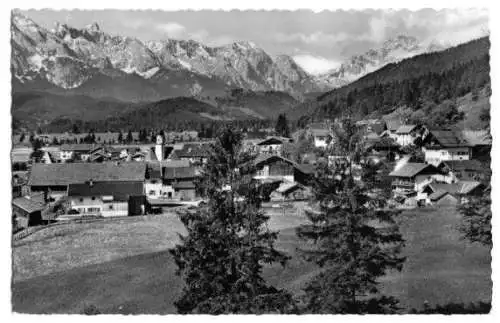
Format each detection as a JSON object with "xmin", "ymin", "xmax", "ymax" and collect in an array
[{"xmin": 11, "ymin": 207, "xmax": 491, "ymax": 314}]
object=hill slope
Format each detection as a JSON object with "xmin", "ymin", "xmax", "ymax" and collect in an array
[
  {"xmin": 12, "ymin": 208, "xmax": 491, "ymax": 314},
  {"xmin": 297, "ymin": 37, "xmax": 490, "ymax": 126},
  {"xmin": 213, "ymin": 89, "xmax": 299, "ymax": 119}
]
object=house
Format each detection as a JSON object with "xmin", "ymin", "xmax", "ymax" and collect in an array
[
  {"xmin": 253, "ymin": 155, "xmax": 314, "ymax": 185},
  {"xmin": 144, "ymin": 163, "xmax": 163, "ymax": 199},
  {"xmin": 171, "ymin": 143, "xmax": 210, "ymax": 165},
  {"xmin": 28, "ymin": 162, "xmax": 147, "ymax": 201},
  {"xmin": 421, "ymin": 181, "xmax": 485, "ymax": 205},
  {"xmin": 256, "ymin": 137, "xmax": 292, "ymax": 156},
  {"xmin": 383, "ymin": 119, "xmax": 403, "ymax": 138},
  {"xmin": 163, "ymin": 167, "xmax": 198, "ymax": 201},
  {"xmin": 270, "ymin": 182, "xmax": 311, "ymax": 202},
  {"xmin": 59, "ymin": 144, "xmax": 104, "ymax": 162},
  {"xmin": 393, "ymin": 124, "xmax": 427, "ymax": 147},
  {"xmin": 164, "ymin": 131, "xmax": 199, "ymax": 142},
  {"xmin": 242, "ymin": 138, "xmax": 262, "ymax": 155},
  {"xmin": 310, "ymin": 128, "xmax": 331, "ymax": 149},
  {"xmin": 422, "ymin": 130, "xmax": 471, "ymax": 166},
  {"xmin": 144, "ymin": 161, "xmax": 191, "ymax": 199},
  {"xmin": 438, "ymin": 160, "xmax": 488, "ymax": 182},
  {"xmin": 428, "ymin": 190, "xmax": 459, "ymax": 206},
  {"xmin": 365, "ymin": 137, "xmax": 401, "ymax": 161},
  {"xmin": 68, "ymin": 181, "xmax": 145, "ymax": 217},
  {"xmin": 307, "ymin": 123, "xmax": 331, "ymax": 149},
  {"xmin": 356, "ymin": 119, "xmax": 387, "ymax": 135},
  {"xmin": 12, "ymin": 193, "xmax": 46, "ymax": 229},
  {"xmin": 389, "ymin": 163, "xmax": 444, "ymax": 194}
]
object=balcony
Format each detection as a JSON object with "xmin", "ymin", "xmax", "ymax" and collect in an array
[{"xmin": 391, "ymin": 180, "xmax": 415, "ymax": 188}]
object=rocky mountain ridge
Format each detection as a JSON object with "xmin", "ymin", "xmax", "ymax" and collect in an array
[
  {"xmin": 315, "ymin": 35, "xmax": 449, "ymax": 88},
  {"xmin": 11, "ymin": 12, "xmax": 320, "ymax": 97}
]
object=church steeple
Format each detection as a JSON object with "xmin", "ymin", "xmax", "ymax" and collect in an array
[{"xmin": 155, "ymin": 134, "xmax": 164, "ymax": 162}]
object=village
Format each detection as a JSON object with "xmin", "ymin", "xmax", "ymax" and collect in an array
[{"xmin": 11, "ymin": 117, "xmax": 492, "ymax": 234}]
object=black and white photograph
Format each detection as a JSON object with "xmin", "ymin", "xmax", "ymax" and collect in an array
[{"xmin": 7, "ymin": 3, "xmax": 495, "ymax": 316}]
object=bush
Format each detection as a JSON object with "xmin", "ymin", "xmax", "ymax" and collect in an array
[
  {"xmin": 409, "ymin": 302, "xmax": 491, "ymax": 314},
  {"xmin": 82, "ymin": 304, "xmax": 101, "ymax": 315}
]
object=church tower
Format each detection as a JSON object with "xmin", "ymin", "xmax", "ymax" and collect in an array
[{"xmin": 155, "ymin": 134, "xmax": 164, "ymax": 162}]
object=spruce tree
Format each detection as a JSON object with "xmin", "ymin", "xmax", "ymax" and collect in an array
[
  {"xmin": 296, "ymin": 118, "xmax": 405, "ymax": 314},
  {"xmin": 275, "ymin": 114, "xmax": 290, "ymax": 138},
  {"xmin": 126, "ymin": 130, "xmax": 133, "ymax": 143},
  {"xmin": 170, "ymin": 126, "xmax": 296, "ymax": 314}
]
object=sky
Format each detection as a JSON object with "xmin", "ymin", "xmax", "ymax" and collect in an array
[{"xmin": 20, "ymin": 9, "xmax": 489, "ymax": 75}]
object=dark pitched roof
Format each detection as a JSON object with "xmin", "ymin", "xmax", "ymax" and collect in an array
[
  {"xmin": 429, "ymin": 190, "xmax": 450, "ymax": 201},
  {"xmin": 164, "ymin": 167, "xmax": 197, "ymax": 180},
  {"xmin": 427, "ymin": 181, "xmax": 483, "ymax": 195},
  {"xmin": 257, "ymin": 137, "xmax": 290, "ymax": 146},
  {"xmin": 395, "ymin": 125, "xmax": 418, "ymax": 134},
  {"xmin": 253, "ymin": 154, "xmax": 314, "ymax": 175},
  {"xmin": 426, "ymin": 131, "xmax": 470, "ymax": 148},
  {"xmin": 68, "ymin": 181, "xmax": 144, "ymax": 201},
  {"xmin": 28, "ymin": 162, "xmax": 146, "ymax": 186},
  {"xmin": 389, "ymin": 163, "xmax": 439, "ymax": 178},
  {"xmin": 254, "ymin": 154, "xmax": 294, "ymax": 167},
  {"xmin": 12, "ymin": 196, "xmax": 45, "ymax": 213}
]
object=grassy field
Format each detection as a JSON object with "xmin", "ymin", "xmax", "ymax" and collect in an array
[{"xmin": 11, "ymin": 207, "xmax": 491, "ymax": 314}]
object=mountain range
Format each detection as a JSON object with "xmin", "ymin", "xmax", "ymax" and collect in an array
[
  {"xmin": 12, "ymin": 11, "xmax": 488, "ymax": 134},
  {"xmin": 315, "ymin": 35, "xmax": 447, "ymax": 88},
  {"xmin": 12, "ymin": 11, "xmax": 453, "ymax": 101},
  {"xmin": 11, "ymin": 12, "xmax": 320, "ymax": 100}
]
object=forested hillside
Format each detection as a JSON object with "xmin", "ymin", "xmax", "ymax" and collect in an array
[{"xmin": 297, "ymin": 37, "xmax": 490, "ymax": 127}]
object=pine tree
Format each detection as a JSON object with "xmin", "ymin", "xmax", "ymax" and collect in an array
[
  {"xmin": 72, "ymin": 123, "xmax": 80, "ymax": 134},
  {"xmin": 19, "ymin": 133, "xmax": 25, "ymax": 143},
  {"xmin": 126, "ymin": 130, "xmax": 133, "ymax": 143},
  {"xmin": 296, "ymin": 119, "xmax": 405, "ymax": 314},
  {"xmin": 117, "ymin": 131, "xmax": 123, "ymax": 143},
  {"xmin": 458, "ymin": 195, "xmax": 492, "ymax": 247},
  {"xmin": 170, "ymin": 126, "xmax": 296, "ymax": 314},
  {"xmin": 275, "ymin": 114, "xmax": 290, "ymax": 138}
]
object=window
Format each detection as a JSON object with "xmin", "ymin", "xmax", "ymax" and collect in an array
[
  {"xmin": 109, "ymin": 205, "xmax": 114, "ymax": 210},
  {"xmin": 149, "ymin": 190, "xmax": 156, "ymax": 196},
  {"xmin": 151, "ymin": 180, "xmax": 157, "ymax": 184},
  {"xmin": 86, "ymin": 207, "xmax": 100, "ymax": 213},
  {"xmin": 91, "ymin": 196, "xmax": 96, "ymax": 201},
  {"xmin": 79, "ymin": 198, "xmax": 84, "ymax": 202}
]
